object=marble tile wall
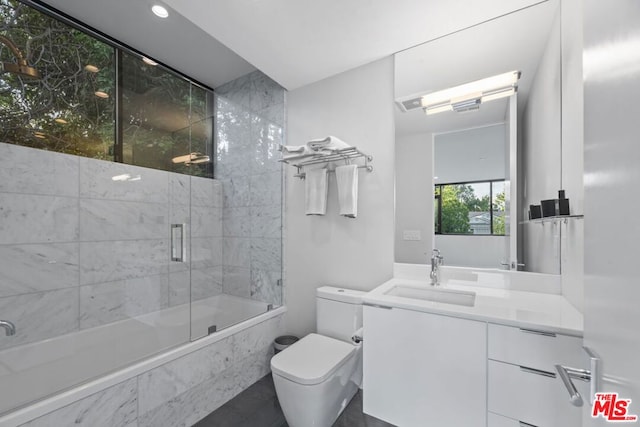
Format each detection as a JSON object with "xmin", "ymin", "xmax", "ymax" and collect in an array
[
  {"xmin": 0, "ymin": 143, "xmax": 223, "ymax": 351},
  {"xmin": 216, "ymin": 70, "xmax": 285, "ymax": 307},
  {"xmin": 18, "ymin": 314, "xmax": 283, "ymax": 427}
]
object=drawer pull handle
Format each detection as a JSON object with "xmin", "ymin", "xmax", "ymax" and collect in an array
[
  {"xmin": 519, "ymin": 328, "xmax": 556, "ymax": 338},
  {"xmin": 519, "ymin": 422, "xmax": 538, "ymax": 427},
  {"xmin": 520, "ymin": 366, "xmax": 556, "ymax": 378}
]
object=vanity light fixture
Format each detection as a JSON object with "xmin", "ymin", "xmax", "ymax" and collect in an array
[
  {"xmin": 54, "ymin": 118, "xmax": 68, "ymax": 124},
  {"xmin": 422, "ymin": 70, "xmax": 520, "ymax": 116},
  {"xmin": 142, "ymin": 57, "xmax": 158, "ymax": 66},
  {"xmin": 172, "ymin": 152, "xmax": 211, "ymax": 165},
  {"xmin": 94, "ymin": 91, "xmax": 109, "ymax": 99},
  {"xmin": 84, "ymin": 64, "xmax": 99, "ymax": 73},
  {"xmin": 151, "ymin": 5, "xmax": 169, "ymax": 18}
]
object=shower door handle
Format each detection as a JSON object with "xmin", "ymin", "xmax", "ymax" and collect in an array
[{"xmin": 171, "ymin": 224, "xmax": 186, "ymax": 262}]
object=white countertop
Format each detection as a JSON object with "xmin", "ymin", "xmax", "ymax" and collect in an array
[{"xmin": 363, "ymin": 277, "xmax": 584, "ymax": 337}]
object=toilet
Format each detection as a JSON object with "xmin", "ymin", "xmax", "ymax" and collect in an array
[{"xmin": 271, "ymin": 286, "xmax": 364, "ymax": 427}]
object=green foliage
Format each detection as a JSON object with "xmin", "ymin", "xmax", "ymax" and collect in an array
[
  {"xmin": 439, "ymin": 185, "xmax": 471, "ymax": 234},
  {"xmin": 0, "ymin": 1, "xmax": 213, "ymax": 177},
  {"xmin": 493, "ymin": 191, "xmax": 506, "ymax": 235}
]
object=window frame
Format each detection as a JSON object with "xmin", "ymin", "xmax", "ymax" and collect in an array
[{"xmin": 434, "ymin": 178, "xmax": 506, "ymax": 236}]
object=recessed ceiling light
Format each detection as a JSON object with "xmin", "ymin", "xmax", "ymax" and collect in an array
[
  {"xmin": 84, "ymin": 64, "xmax": 99, "ymax": 73},
  {"xmin": 55, "ymin": 118, "xmax": 68, "ymax": 124},
  {"xmin": 94, "ymin": 91, "xmax": 109, "ymax": 99},
  {"xmin": 142, "ymin": 57, "xmax": 158, "ymax": 66},
  {"xmin": 151, "ymin": 5, "xmax": 169, "ymax": 18}
]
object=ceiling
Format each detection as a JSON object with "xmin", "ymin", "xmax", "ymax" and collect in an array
[{"xmin": 39, "ymin": 0, "xmax": 546, "ymax": 91}]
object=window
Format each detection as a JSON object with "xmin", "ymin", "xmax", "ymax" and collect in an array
[
  {"xmin": 0, "ymin": 0, "xmax": 213, "ymax": 177},
  {"xmin": 434, "ymin": 180, "xmax": 506, "ymax": 236}
]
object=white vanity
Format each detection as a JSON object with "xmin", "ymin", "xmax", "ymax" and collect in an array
[{"xmin": 362, "ymin": 264, "xmax": 585, "ymax": 427}]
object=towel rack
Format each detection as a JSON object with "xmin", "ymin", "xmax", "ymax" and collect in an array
[{"xmin": 279, "ymin": 146, "xmax": 373, "ymax": 179}]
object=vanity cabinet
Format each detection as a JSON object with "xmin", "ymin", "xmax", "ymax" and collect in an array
[
  {"xmin": 363, "ymin": 305, "xmax": 487, "ymax": 427},
  {"xmin": 487, "ymin": 324, "xmax": 586, "ymax": 427}
]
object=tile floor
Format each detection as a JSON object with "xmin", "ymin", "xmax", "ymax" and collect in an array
[{"xmin": 194, "ymin": 374, "xmax": 395, "ymax": 427}]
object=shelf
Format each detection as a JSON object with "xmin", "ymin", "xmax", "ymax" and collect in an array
[
  {"xmin": 520, "ymin": 214, "xmax": 584, "ymax": 225},
  {"xmin": 279, "ymin": 146, "xmax": 373, "ymax": 179}
]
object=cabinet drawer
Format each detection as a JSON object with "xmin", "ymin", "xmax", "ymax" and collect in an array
[
  {"xmin": 488, "ymin": 323, "xmax": 583, "ymax": 372},
  {"xmin": 488, "ymin": 360, "xmax": 584, "ymax": 427},
  {"xmin": 488, "ymin": 412, "xmax": 540, "ymax": 427}
]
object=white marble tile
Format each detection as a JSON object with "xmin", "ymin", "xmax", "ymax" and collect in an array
[
  {"xmin": 249, "ymin": 171, "xmax": 282, "ymax": 207},
  {"xmin": 223, "ymin": 238, "xmax": 251, "ymax": 267},
  {"xmin": 79, "ymin": 158, "xmax": 169, "ymax": 203},
  {"xmin": 250, "ymin": 205, "xmax": 282, "ymax": 239},
  {"xmin": 190, "ymin": 177, "xmax": 222, "ymax": 208},
  {"xmin": 137, "ymin": 334, "xmax": 235, "ymax": 416},
  {"xmin": 250, "ymin": 71, "xmax": 285, "ymax": 113},
  {"xmin": 168, "ymin": 270, "xmax": 190, "ymax": 307},
  {"xmin": 222, "ymin": 266, "xmax": 251, "ymax": 298},
  {"xmin": 79, "ymin": 274, "xmax": 169, "ymax": 329},
  {"xmin": 138, "ymin": 345, "xmax": 273, "ymax": 427},
  {"xmin": 190, "ymin": 206, "xmax": 222, "ymax": 238},
  {"xmin": 0, "ymin": 193, "xmax": 78, "ymax": 244},
  {"xmin": 257, "ymin": 103, "xmax": 286, "ymax": 127},
  {"xmin": 191, "ymin": 267, "xmax": 223, "ymax": 301},
  {"xmin": 0, "ymin": 243, "xmax": 79, "ymax": 297},
  {"xmin": 79, "ymin": 239, "xmax": 168, "ymax": 285},
  {"xmin": 0, "ymin": 288, "xmax": 78, "ymax": 351},
  {"xmin": 215, "ymin": 74, "xmax": 252, "ymax": 109},
  {"xmin": 231, "ymin": 315, "xmax": 282, "ymax": 361},
  {"xmin": 168, "ymin": 173, "xmax": 190, "ymax": 207},
  {"xmin": 250, "ymin": 268, "xmax": 283, "ymax": 306},
  {"xmin": 191, "ymin": 236, "xmax": 222, "ymax": 270},
  {"xmin": 0, "ymin": 143, "xmax": 79, "ymax": 197},
  {"xmin": 219, "ymin": 176, "xmax": 250, "ymax": 208},
  {"xmin": 20, "ymin": 377, "xmax": 137, "ymax": 427},
  {"xmin": 251, "ymin": 238, "xmax": 281, "ymax": 272},
  {"xmin": 251, "ymin": 115, "xmax": 283, "ymax": 175},
  {"xmin": 80, "ymin": 199, "xmax": 168, "ymax": 241},
  {"xmin": 223, "ymin": 207, "xmax": 251, "ymax": 237}
]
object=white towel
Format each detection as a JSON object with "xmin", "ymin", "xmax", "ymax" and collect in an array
[
  {"xmin": 281, "ymin": 145, "xmax": 314, "ymax": 160},
  {"xmin": 307, "ymin": 136, "xmax": 351, "ymax": 153},
  {"xmin": 305, "ymin": 168, "xmax": 329, "ymax": 215},
  {"xmin": 336, "ymin": 164, "xmax": 358, "ymax": 218}
]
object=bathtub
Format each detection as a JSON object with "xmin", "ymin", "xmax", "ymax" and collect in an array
[{"xmin": 0, "ymin": 294, "xmax": 282, "ymax": 423}]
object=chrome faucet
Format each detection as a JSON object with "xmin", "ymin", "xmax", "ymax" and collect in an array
[
  {"xmin": 0, "ymin": 320, "xmax": 16, "ymax": 336},
  {"xmin": 430, "ymin": 249, "xmax": 444, "ymax": 286}
]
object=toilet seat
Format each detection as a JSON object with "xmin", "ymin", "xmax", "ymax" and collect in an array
[{"xmin": 271, "ymin": 333, "xmax": 356, "ymax": 385}]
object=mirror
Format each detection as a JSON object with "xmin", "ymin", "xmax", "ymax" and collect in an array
[{"xmin": 394, "ymin": 0, "xmax": 564, "ymax": 274}]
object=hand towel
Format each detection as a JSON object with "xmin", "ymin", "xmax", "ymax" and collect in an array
[
  {"xmin": 335, "ymin": 164, "xmax": 358, "ymax": 218},
  {"xmin": 307, "ymin": 136, "xmax": 351, "ymax": 152},
  {"xmin": 305, "ymin": 168, "xmax": 329, "ymax": 215}
]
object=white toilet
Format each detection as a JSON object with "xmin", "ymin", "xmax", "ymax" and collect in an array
[{"xmin": 271, "ymin": 286, "xmax": 364, "ymax": 427}]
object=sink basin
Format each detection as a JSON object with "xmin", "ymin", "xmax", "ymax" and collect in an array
[{"xmin": 384, "ymin": 284, "xmax": 476, "ymax": 307}]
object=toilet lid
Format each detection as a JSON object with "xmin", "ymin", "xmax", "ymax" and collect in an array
[{"xmin": 271, "ymin": 333, "xmax": 356, "ymax": 385}]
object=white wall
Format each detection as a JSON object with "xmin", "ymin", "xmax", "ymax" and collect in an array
[
  {"xmin": 435, "ymin": 235, "xmax": 505, "ymax": 268},
  {"xmin": 520, "ymin": 8, "xmax": 562, "ymax": 274},
  {"xmin": 434, "ymin": 124, "xmax": 506, "ymax": 183},
  {"xmin": 395, "ymin": 132, "xmax": 433, "ymax": 264},
  {"xmin": 559, "ymin": 0, "xmax": 584, "ymax": 312},
  {"xmin": 285, "ymin": 58, "xmax": 395, "ymax": 337}
]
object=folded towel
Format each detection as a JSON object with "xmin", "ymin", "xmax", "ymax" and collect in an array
[
  {"xmin": 307, "ymin": 136, "xmax": 351, "ymax": 152},
  {"xmin": 305, "ymin": 168, "xmax": 329, "ymax": 215},
  {"xmin": 281, "ymin": 145, "xmax": 315, "ymax": 160},
  {"xmin": 335, "ymin": 164, "xmax": 359, "ymax": 218}
]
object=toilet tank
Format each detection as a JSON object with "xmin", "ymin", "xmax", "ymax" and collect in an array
[{"xmin": 316, "ymin": 286, "xmax": 365, "ymax": 342}]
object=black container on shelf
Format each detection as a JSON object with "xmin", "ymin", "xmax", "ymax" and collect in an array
[
  {"xmin": 558, "ymin": 190, "xmax": 570, "ymax": 216},
  {"xmin": 541, "ymin": 199, "xmax": 559, "ymax": 217},
  {"xmin": 529, "ymin": 204, "xmax": 542, "ymax": 219}
]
